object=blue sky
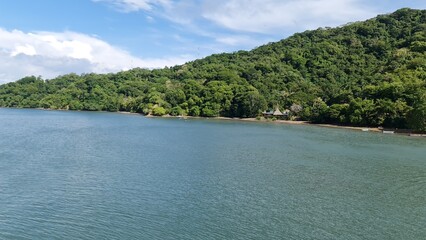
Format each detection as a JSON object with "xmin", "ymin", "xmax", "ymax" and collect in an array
[{"xmin": 0, "ymin": 0, "xmax": 425, "ymax": 83}]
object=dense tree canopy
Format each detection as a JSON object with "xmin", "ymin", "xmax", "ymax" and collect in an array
[{"xmin": 0, "ymin": 8, "xmax": 425, "ymax": 130}]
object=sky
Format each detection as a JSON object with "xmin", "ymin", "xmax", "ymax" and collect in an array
[{"xmin": 0, "ymin": 0, "xmax": 425, "ymax": 83}]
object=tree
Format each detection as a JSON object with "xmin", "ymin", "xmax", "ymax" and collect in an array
[
  {"xmin": 290, "ymin": 103, "xmax": 303, "ymax": 117},
  {"xmin": 407, "ymin": 94, "xmax": 426, "ymax": 131},
  {"xmin": 309, "ymin": 97, "xmax": 329, "ymax": 123},
  {"xmin": 231, "ymin": 86, "xmax": 266, "ymax": 117},
  {"xmin": 152, "ymin": 106, "xmax": 167, "ymax": 116}
]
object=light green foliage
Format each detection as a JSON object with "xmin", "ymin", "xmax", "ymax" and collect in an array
[{"xmin": 152, "ymin": 106, "xmax": 167, "ymax": 116}]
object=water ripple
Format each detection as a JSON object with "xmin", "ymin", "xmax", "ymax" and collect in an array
[{"xmin": 0, "ymin": 108, "xmax": 425, "ymax": 239}]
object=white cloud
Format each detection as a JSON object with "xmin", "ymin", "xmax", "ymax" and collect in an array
[
  {"xmin": 93, "ymin": 0, "xmax": 376, "ymax": 38},
  {"xmin": 146, "ymin": 16, "xmax": 155, "ymax": 22},
  {"xmin": 92, "ymin": 0, "xmax": 171, "ymax": 12},
  {"xmin": 215, "ymin": 35, "xmax": 270, "ymax": 47},
  {"xmin": 11, "ymin": 44, "xmax": 37, "ymax": 57},
  {"xmin": 202, "ymin": 0, "xmax": 375, "ymax": 33},
  {"xmin": 0, "ymin": 28, "xmax": 191, "ymax": 83}
]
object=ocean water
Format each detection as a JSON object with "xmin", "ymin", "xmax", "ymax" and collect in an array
[{"xmin": 0, "ymin": 108, "xmax": 425, "ymax": 239}]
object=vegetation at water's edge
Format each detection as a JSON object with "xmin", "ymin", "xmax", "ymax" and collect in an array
[{"xmin": 0, "ymin": 8, "xmax": 425, "ymax": 131}]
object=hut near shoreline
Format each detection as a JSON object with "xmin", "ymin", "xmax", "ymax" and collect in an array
[{"xmin": 263, "ymin": 106, "xmax": 289, "ymax": 119}]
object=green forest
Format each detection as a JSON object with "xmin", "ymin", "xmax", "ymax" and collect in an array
[{"xmin": 0, "ymin": 8, "xmax": 425, "ymax": 130}]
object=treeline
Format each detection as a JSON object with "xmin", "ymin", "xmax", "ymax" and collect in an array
[{"xmin": 0, "ymin": 8, "xmax": 425, "ymax": 130}]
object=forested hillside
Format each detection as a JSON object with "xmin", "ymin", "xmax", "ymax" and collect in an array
[{"xmin": 0, "ymin": 8, "xmax": 425, "ymax": 130}]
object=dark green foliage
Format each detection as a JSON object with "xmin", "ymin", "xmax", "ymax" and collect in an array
[
  {"xmin": 230, "ymin": 86, "xmax": 266, "ymax": 118},
  {"xmin": 0, "ymin": 8, "xmax": 425, "ymax": 130}
]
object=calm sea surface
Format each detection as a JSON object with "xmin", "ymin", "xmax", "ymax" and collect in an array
[{"xmin": 0, "ymin": 108, "xmax": 425, "ymax": 239}]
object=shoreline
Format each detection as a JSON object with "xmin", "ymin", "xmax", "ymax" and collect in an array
[
  {"xmin": 145, "ymin": 114, "xmax": 425, "ymax": 137},
  {"xmin": 2, "ymin": 107, "xmax": 424, "ymax": 137}
]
